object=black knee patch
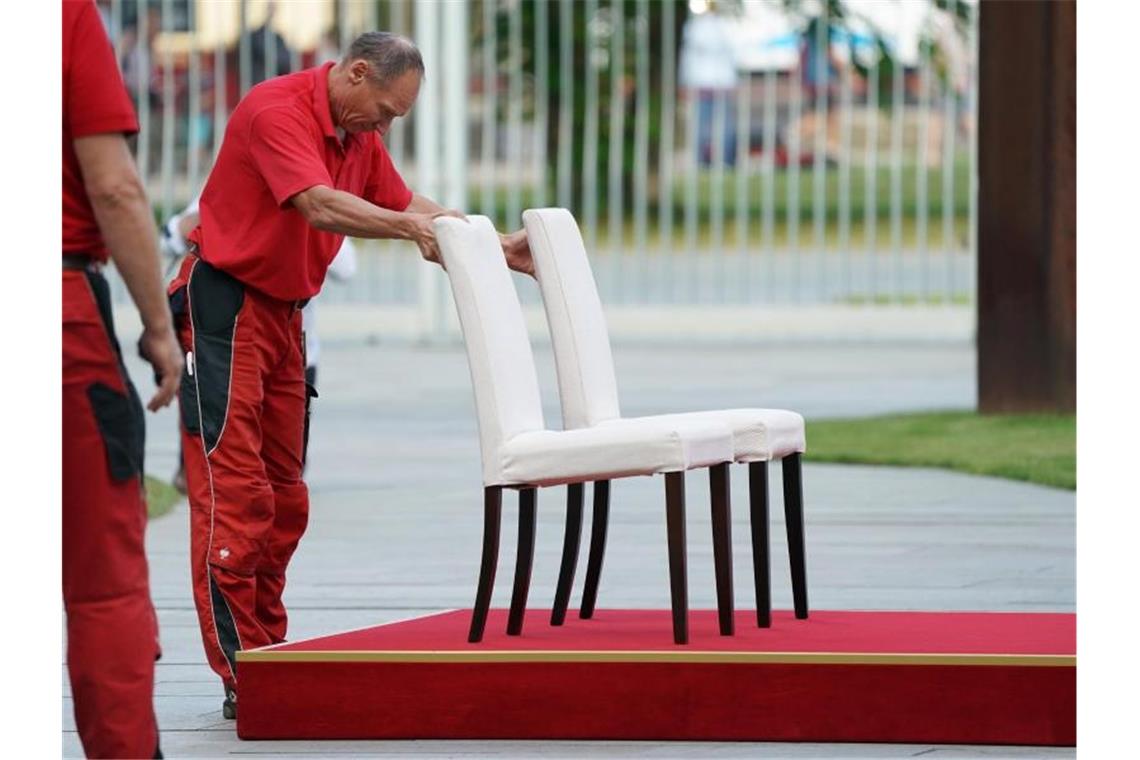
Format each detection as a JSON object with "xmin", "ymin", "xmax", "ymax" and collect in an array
[
  {"xmin": 182, "ymin": 262, "xmax": 244, "ymax": 452},
  {"xmin": 83, "ymin": 270, "xmax": 146, "ymax": 481},
  {"xmin": 87, "ymin": 381, "xmax": 145, "ymax": 481}
]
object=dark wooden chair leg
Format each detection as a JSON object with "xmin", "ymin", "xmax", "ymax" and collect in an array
[
  {"xmin": 665, "ymin": 471, "xmax": 689, "ymax": 645},
  {"xmin": 709, "ymin": 463, "xmax": 734, "ymax": 636},
  {"xmin": 782, "ymin": 454, "xmax": 809, "ymax": 620},
  {"xmin": 507, "ymin": 488, "xmax": 537, "ymax": 635},
  {"xmin": 468, "ymin": 486, "xmax": 503, "ymax": 643},
  {"xmin": 749, "ymin": 462, "xmax": 771, "ymax": 628},
  {"xmin": 551, "ymin": 483, "xmax": 584, "ymax": 625},
  {"xmin": 579, "ymin": 480, "xmax": 610, "ymax": 619}
]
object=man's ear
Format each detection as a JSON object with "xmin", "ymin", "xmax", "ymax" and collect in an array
[{"xmin": 349, "ymin": 59, "xmax": 370, "ymax": 84}]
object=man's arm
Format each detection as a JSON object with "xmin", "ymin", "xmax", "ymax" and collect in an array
[
  {"xmin": 290, "ymin": 185, "xmax": 451, "ymax": 265},
  {"xmin": 74, "ymin": 133, "xmax": 182, "ymax": 411}
]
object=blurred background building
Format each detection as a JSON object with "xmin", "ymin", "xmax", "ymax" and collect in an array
[{"xmin": 97, "ymin": 0, "xmax": 980, "ymax": 342}]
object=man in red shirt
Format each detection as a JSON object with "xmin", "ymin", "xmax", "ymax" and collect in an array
[
  {"xmin": 169, "ymin": 31, "xmax": 532, "ymax": 719},
  {"xmin": 62, "ymin": 1, "xmax": 183, "ymax": 756}
]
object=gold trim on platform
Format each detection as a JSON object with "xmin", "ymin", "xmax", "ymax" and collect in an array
[{"xmin": 236, "ymin": 649, "xmax": 1075, "ymax": 667}]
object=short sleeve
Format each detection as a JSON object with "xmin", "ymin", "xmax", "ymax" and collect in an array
[
  {"xmin": 248, "ymin": 108, "xmax": 334, "ymax": 207},
  {"xmin": 66, "ymin": 1, "xmax": 138, "ymax": 139},
  {"xmin": 364, "ymin": 138, "xmax": 413, "ymax": 212}
]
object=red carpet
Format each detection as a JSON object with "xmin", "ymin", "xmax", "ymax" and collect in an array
[{"xmin": 237, "ymin": 609, "xmax": 1075, "ymax": 745}]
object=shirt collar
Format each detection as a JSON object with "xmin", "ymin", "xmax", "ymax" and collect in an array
[{"xmin": 312, "ymin": 61, "xmax": 338, "ymax": 140}]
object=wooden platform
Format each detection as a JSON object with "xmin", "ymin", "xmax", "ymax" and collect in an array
[{"xmin": 236, "ymin": 609, "xmax": 1075, "ymax": 745}]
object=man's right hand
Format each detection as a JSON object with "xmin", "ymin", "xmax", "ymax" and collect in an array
[
  {"xmin": 412, "ymin": 210, "xmax": 466, "ymax": 269},
  {"xmin": 138, "ymin": 325, "xmax": 183, "ymax": 411}
]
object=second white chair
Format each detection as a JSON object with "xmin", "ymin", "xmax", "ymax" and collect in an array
[{"xmin": 522, "ymin": 207, "xmax": 810, "ymax": 630}]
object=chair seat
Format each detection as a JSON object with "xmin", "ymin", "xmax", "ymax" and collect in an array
[
  {"xmin": 603, "ymin": 408, "xmax": 806, "ymax": 462},
  {"xmin": 498, "ymin": 418, "xmax": 734, "ymax": 487}
]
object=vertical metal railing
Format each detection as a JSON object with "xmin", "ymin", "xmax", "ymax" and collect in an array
[
  {"xmin": 582, "ymin": 0, "xmax": 600, "ymax": 254},
  {"xmin": 633, "ymin": 0, "xmax": 651, "ymax": 302},
  {"xmin": 506, "ymin": 1, "xmax": 523, "ymax": 229},
  {"xmin": 941, "ymin": 47, "xmax": 957, "ymax": 305},
  {"xmin": 480, "ymin": 0, "xmax": 497, "ymax": 222},
  {"xmin": 158, "ymin": 0, "xmax": 175, "ymax": 219},
  {"xmin": 533, "ymin": 0, "xmax": 549, "ymax": 210},
  {"xmin": 761, "ymin": 63, "xmax": 777, "ymax": 302},
  {"xmin": 864, "ymin": 53, "xmax": 880, "ymax": 303},
  {"xmin": 100, "ymin": 0, "xmax": 979, "ymax": 327},
  {"xmin": 787, "ymin": 29, "xmax": 803, "ymax": 300},
  {"xmin": 916, "ymin": 39, "xmax": 931, "ymax": 301},
  {"xmin": 889, "ymin": 44, "xmax": 905, "ymax": 302},
  {"xmin": 734, "ymin": 68, "xmax": 751, "ymax": 303},
  {"xmin": 606, "ymin": 0, "xmax": 625, "ymax": 300},
  {"xmin": 556, "ymin": 0, "xmax": 574, "ymax": 210},
  {"xmin": 810, "ymin": 9, "xmax": 828, "ymax": 300},
  {"xmin": 133, "ymin": 0, "xmax": 150, "ymax": 181},
  {"xmin": 186, "ymin": 0, "xmax": 202, "ymax": 195},
  {"xmin": 658, "ymin": 0, "xmax": 676, "ymax": 303}
]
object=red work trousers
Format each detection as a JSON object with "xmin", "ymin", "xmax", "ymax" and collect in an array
[
  {"xmin": 62, "ymin": 268, "xmax": 160, "ymax": 758},
  {"xmin": 170, "ymin": 256, "xmax": 309, "ymax": 693}
]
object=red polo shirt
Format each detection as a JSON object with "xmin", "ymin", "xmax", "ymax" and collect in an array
[
  {"xmin": 190, "ymin": 62, "xmax": 412, "ymax": 300},
  {"xmin": 62, "ymin": 0, "xmax": 139, "ymax": 262}
]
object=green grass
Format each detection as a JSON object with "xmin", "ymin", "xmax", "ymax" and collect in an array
[
  {"xmin": 806, "ymin": 411, "xmax": 1075, "ymax": 490},
  {"xmin": 145, "ymin": 475, "xmax": 182, "ymax": 519}
]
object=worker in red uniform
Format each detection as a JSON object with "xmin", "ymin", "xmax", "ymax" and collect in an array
[
  {"xmin": 62, "ymin": 1, "xmax": 184, "ymax": 756},
  {"xmin": 170, "ymin": 31, "xmax": 532, "ymax": 719}
]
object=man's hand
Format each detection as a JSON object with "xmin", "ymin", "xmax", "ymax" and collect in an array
[
  {"xmin": 411, "ymin": 210, "xmax": 466, "ymax": 268},
  {"xmin": 138, "ymin": 324, "xmax": 183, "ymax": 411},
  {"xmin": 500, "ymin": 229, "xmax": 534, "ymax": 277}
]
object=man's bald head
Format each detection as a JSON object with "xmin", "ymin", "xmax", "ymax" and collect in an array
[{"xmin": 344, "ymin": 32, "xmax": 424, "ymax": 86}]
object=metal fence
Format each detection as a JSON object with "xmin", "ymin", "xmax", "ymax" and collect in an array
[{"xmin": 100, "ymin": 0, "xmax": 978, "ymax": 336}]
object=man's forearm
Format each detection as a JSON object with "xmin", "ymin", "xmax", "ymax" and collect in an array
[
  {"xmin": 406, "ymin": 192, "xmax": 448, "ymax": 215},
  {"xmin": 295, "ymin": 185, "xmax": 422, "ymax": 240},
  {"xmin": 85, "ymin": 177, "xmax": 170, "ymax": 334}
]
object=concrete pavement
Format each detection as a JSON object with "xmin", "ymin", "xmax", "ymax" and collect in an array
[{"xmin": 63, "ymin": 337, "xmax": 1074, "ymax": 758}]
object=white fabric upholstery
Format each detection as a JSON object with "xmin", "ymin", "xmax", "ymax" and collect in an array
[
  {"xmin": 522, "ymin": 207, "xmax": 807, "ymax": 462},
  {"xmin": 501, "ymin": 418, "xmax": 731, "ymax": 487},
  {"xmin": 605, "ymin": 409, "xmax": 806, "ymax": 462},
  {"xmin": 521, "ymin": 207, "xmax": 622, "ymax": 428},
  {"xmin": 435, "ymin": 215, "xmax": 734, "ymax": 487}
]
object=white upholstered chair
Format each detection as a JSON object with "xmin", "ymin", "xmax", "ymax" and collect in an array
[
  {"xmin": 434, "ymin": 216, "xmax": 735, "ymax": 644},
  {"xmin": 522, "ymin": 207, "xmax": 810, "ymax": 629}
]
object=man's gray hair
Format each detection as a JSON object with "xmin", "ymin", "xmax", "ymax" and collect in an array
[{"xmin": 346, "ymin": 32, "xmax": 425, "ymax": 84}]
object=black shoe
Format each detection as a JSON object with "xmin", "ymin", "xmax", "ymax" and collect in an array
[{"xmin": 222, "ymin": 687, "xmax": 237, "ymax": 720}]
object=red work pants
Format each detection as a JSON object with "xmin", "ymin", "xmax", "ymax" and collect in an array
[
  {"xmin": 170, "ymin": 257, "xmax": 309, "ymax": 693},
  {"xmin": 62, "ymin": 268, "xmax": 160, "ymax": 758}
]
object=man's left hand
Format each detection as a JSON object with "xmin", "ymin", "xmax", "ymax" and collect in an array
[{"xmin": 500, "ymin": 229, "xmax": 534, "ymax": 277}]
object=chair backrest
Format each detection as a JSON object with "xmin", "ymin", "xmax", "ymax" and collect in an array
[
  {"xmin": 435, "ymin": 215, "xmax": 546, "ymax": 485},
  {"xmin": 522, "ymin": 208, "xmax": 622, "ymax": 430}
]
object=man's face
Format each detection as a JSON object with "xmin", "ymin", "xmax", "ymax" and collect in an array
[{"xmin": 340, "ymin": 65, "xmax": 421, "ymax": 136}]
